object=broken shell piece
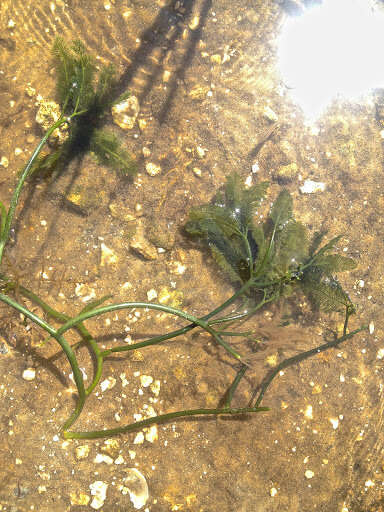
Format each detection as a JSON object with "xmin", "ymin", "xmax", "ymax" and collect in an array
[
  {"xmin": 89, "ymin": 481, "xmax": 108, "ymax": 510},
  {"xmin": 122, "ymin": 468, "xmax": 149, "ymax": 509},
  {"xmin": 299, "ymin": 179, "xmax": 326, "ymax": 194},
  {"xmin": 100, "ymin": 376, "xmax": 117, "ymax": 392},
  {"xmin": 75, "ymin": 445, "xmax": 90, "ymax": 460},
  {"xmin": 100, "ymin": 243, "xmax": 118, "ymax": 266},
  {"xmin": 145, "ymin": 162, "xmax": 161, "ymax": 176},
  {"xmin": 112, "ymin": 96, "xmax": 140, "ymax": 130}
]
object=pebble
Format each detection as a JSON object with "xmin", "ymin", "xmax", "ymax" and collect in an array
[
  {"xmin": 100, "ymin": 243, "xmax": 118, "ymax": 266},
  {"xmin": 0, "ymin": 156, "xmax": 9, "ymax": 168},
  {"xmin": 112, "ymin": 96, "xmax": 140, "ymax": 130},
  {"xmin": 130, "ymin": 222, "xmax": 158, "ymax": 260},
  {"xmin": 305, "ymin": 470, "xmax": 315, "ymax": 479},
  {"xmin": 75, "ymin": 445, "xmax": 90, "ymax": 460},
  {"xmin": 299, "ymin": 179, "xmax": 326, "ymax": 194},
  {"xmin": 140, "ymin": 375, "xmax": 153, "ymax": 387},
  {"xmin": 100, "ymin": 377, "xmax": 117, "ymax": 392},
  {"xmin": 145, "ymin": 162, "xmax": 161, "ymax": 176},
  {"xmin": 22, "ymin": 368, "xmax": 36, "ymax": 381},
  {"xmin": 263, "ymin": 106, "xmax": 278, "ymax": 123},
  {"xmin": 121, "ymin": 469, "xmax": 149, "ymax": 509}
]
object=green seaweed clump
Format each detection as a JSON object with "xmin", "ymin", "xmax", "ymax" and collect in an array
[
  {"xmin": 33, "ymin": 37, "xmax": 136, "ymax": 177},
  {"xmin": 186, "ymin": 173, "xmax": 356, "ymax": 330}
]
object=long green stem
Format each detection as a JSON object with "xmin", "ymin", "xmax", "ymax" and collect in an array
[
  {"xmin": 252, "ymin": 325, "xmax": 368, "ymax": 408},
  {"xmin": 63, "ymin": 405, "xmax": 269, "ymax": 440},
  {"xmin": 55, "ymin": 301, "xmax": 244, "ymax": 361},
  {"xmin": 0, "ymin": 117, "xmax": 67, "ymax": 265},
  {"xmin": 0, "ymin": 292, "xmax": 86, "ymax": 429},
  {"xmin": 13, "ymin": 283, "xmax": 102, "ymax": 395}
]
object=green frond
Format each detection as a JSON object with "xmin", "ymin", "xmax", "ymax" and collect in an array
[
  {"xmin": 274, "ymin": 220, "xmax": 309, "ymax": 272},
  {"xmin": 270, "ymin": 189, "xmax": 293, "ymax": 230},
  {"xmin": 90, "ymin": 129, "xmax": 137, "ymax": 176},
  {"xmin": 52, "ymin": 37, "xmax": 96, "ymax": 114},
  {"xmin": 221, "ymin": 173, "xmax": 269, "ymax": 231},
  {"xmin": 95, "ymin": 64, "xmax": 118, "ymax": 109},
  {"xmin": 312, "ymin": 254, "xmax": 356, "ymax": 274},
  {"xmin": 303, "ymin": 275, "xmax": 355, "ymax": 313}
]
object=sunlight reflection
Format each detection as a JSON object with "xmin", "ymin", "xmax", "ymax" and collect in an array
[{"xmin": 277, "ymin": 0, "xmax": 384, "ymax": 120}]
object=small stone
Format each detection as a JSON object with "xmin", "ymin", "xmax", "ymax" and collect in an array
[
  {"xmin": 162, "ymin": 69, "xmax": 171, "ymax": 82},
  {"xmin": 26, "ymin": 135, "xmax": 35, "ymax": 144},
  {"xmin": 189, "ymin": 16, "xmax": 200, "ymax": 30},
  {"xmin": 305, "ymin": 470, "xmax": 315, "ymax": 479},
  {"xmin": 109, "ymin": 203, "xmax": 136, "ymax": 222},
  {"xmin": 142, "ymin": 146, "xmax": 151, "ymax": 157},
  {"xmin": 192, "ymin": 167, "xmax": 202, "ymax": 177},
  {"xmin": 263, "ymin": 106, "xmax": 278, "ymax": 123},
  {"xmin": 14, "ymin": 147, "xmax": 23, "ymax": 156},
  {"xmin": 369, "ymin": 321, "xmax": 375, "ymax": 334},
  {"xmin": 70, "ymin": 491, "xmax": 90, "ymax": 506},
  {"xmin": 94, "ymin": 453, "xmax": 114, "ymax": 465},
  {"xmin": 144, "ymin": 425, "xmax": 158, "ymax": 443},
  {"xmin": 25, "ymin": 85, "xmax": 36, "ymax": 97},
  {"xmin": 130, "ymin": 222, "xmax": 158, "ymax": 260},
  {"xmin": 196, "ymin": 146, "xmax": 206, "ymax": 158},
  {"xmin": 147, "ymin": 289, "xmax": 157, "ymax": 301},
  {"xmin": 210, "ymin": 54, "xmax": 222, "ymax": 64},
  {"xmin": 145, "ymin": 162, "xmax": 161, "ymax": 176},
  {"xmin": 0, "ymin": 156, "xmax": 9, "ymax": 168},
  {"xmin": 133, "ymin": 432, "xmax": 144, "ymax": 445},
  {"xmin": 100, "ymin": 243, "xmax": 118, "ymax": 266},
  {"xmin": 112, "ymin": 96, "xmax": 140, "ymax": 130},
  {"xmin": 270, "ymin": 487, "xmax": 278, "ymax": 497},
  {"xmin": 275, "ymin": 162, "xmax": 299, "ymax": 183},
  {"xmin": 22, "ymin": 368, "xmax": 36, "ymax": 381},
  {"xmin": 114, "ymin": 455, "xmax": 125, "ymax": 464},
  {"xmin": 75, "ymin": 445, "xmax": 90, "ymax": 460},
  {"xmin": 89, "ymin": 481, "xmax": 108, "ymax": 510},
  {"xmin": 299, "ymin": 179, "xmax": 326, "ymax": 194},
  {"xmin": 188, "ymin": 84, "xmax": 210, "ymax": 100},
  {"xmin": 122, "ymin": 468, "xmax": 149, "ymax": 509},
  {"xmin": 100, "ymin": 376, "xmax": 117, "ymax": 392},
  {"xmin": 150, "ymin": 380, "xmax": 161, "ymax": 396},
  {"xmin": 140, "ymin": 375, "xmax": 153, "ymax": 388}
]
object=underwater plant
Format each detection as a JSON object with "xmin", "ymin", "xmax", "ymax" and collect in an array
[{"xmin": 0, "ymin": 38, "xmax": 368, "ymax": 440}]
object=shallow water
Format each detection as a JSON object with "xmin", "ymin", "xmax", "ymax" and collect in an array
[{"xmin": 0, "ymin": 1, "xmax": 383, "ymax": 511}]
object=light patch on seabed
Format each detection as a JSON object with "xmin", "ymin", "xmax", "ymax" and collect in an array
[{"xmin": 277, "ymin": 0, "xmax": 384, "ymax": 120}]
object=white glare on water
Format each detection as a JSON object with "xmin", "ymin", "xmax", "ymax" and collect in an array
[{"xmin": 277, "ymin": 0, "xmax": 384, "ymax": 120}]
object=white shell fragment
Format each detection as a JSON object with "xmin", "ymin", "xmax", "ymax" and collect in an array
[
  {"xmin": 100, "ymin": 243, "xmax": 118, "ymax": 266},
  {"xmin": 89, "ymin": 481, "xmax": 108, "ymax": 510},
  {"xmin": 145, "ymin": 162, "xmax": 161, "ymax": 176},
  {"xmin": 122, "ymin": 468, "xmax": 149, "ymax": 509},
  {"xmin": 112, "ymin": 96, "xmax": 140, "ymax": 130},
  {"xmin": 299, "ymin": 179, "xmax": 326, "ymax": 194},
  {"xmin": 100, "ymin": 377, "xmax": 117, "ymax": 392},
  {"xmin": 22, "ymin": 368, "xmax": 36, "ymax": 381}
]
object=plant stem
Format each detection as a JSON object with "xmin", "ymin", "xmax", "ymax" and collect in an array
[
  {"xmin": 252, "ymin": 325, "xmax": 368, "ymax": 408},
  {"xmin": 55, "ymin": 301, "xmax": 244, "ymax": 361},
  {"xmin": 63, "ymin": 405, "xmax": 269, "ymax": 440},
  {"xmin": 0, "ymin": 117, "xmax": 68, "ymax": 265},
  {"xmin": 0, "ymin": 292, "xmax": 86, "ymax": 429}
]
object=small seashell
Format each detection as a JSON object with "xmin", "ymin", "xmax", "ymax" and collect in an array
[{"xmin": 122, "ymin": 468, "xmax": 149, "ymax": 509}]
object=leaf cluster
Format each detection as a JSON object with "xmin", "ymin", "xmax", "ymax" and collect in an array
[
  {"xmin": 34, "ymin": 38, "xmax": 136, "ymax": 178},
  {"xmin": 185, "ymin": 173, "xmax": 356, "ymax": 316}
]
